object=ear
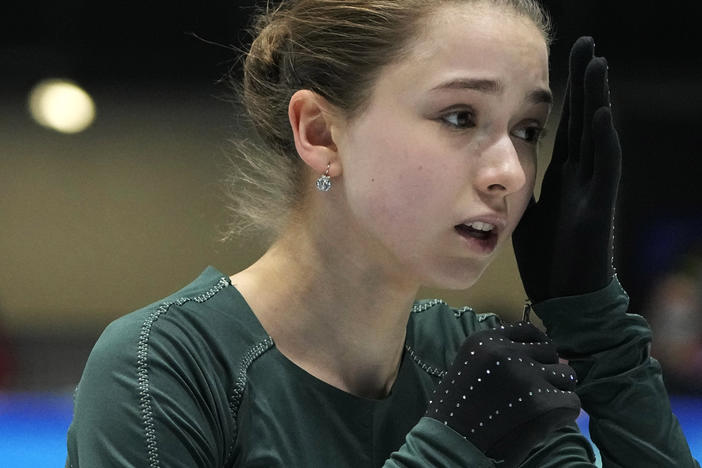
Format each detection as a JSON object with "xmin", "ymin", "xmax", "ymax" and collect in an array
[{"xmin": 288, "ymin": 90, "xmax": 341, "ymax": 177}]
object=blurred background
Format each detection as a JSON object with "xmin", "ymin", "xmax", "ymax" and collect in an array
[{"xmin": 1, "ymin": 0, "xmax": 700, "ymax": 465}]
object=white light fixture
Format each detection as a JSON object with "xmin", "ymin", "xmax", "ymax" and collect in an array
[{"xmin": 28, "ymin": 79, "xmax": 96, "ymax": 134}]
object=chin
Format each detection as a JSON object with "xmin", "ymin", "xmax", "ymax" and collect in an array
[
  {"xmin": 431, "ymin": 276, "xmax": 482, "ymax": 291},
  {"xmin": 420, "ymin": 259, "xmax": 490, "ymax": 290}
]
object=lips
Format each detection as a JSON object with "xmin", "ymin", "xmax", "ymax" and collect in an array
[
  {"xmin": 454, "ymin": 216, "xmax": 506, "ymax": 254},
  {"xmin": 455, "ymin": 223, "xmax": 493, "ymax": 240}
]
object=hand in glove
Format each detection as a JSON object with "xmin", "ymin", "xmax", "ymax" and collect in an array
[
  {"xmin": 426, "ymin": 323, "xmax": 580, "ymax": 467},
  {"xmin": 512, "ymin": 36, "xmax": 622, "ymax": 303}
]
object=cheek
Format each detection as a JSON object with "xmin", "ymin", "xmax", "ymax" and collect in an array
[
  {"xmin": 349, "ymin": 150, "xmax": 444, "ymax": 226},
  {"xmin": 343, "ymin": 128, "xmax": 455, "ymax": 239},
  {"xmin": 347, "ymin": 119, "xmax": 440, "ymax": 203}
]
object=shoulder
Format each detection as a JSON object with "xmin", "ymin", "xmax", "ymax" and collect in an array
[
  {"xmin": 406, "ymin": 298, "xmax": 502, "ymax": 375},
  {"xmin": 107, "ymin": 266, "xmax": 263, "ymax": 340},
  {"xmin": 83, "ymin": 266, "xmax": 270, "ymax": 392},
  {"xmin": 69, "ymin": 267, "xmax": 269, "ymax": 466}
]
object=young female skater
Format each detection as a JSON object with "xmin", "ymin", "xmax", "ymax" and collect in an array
[{"xmin": 66, "ymin": 0, "xmax": 700, "ymax": 466}]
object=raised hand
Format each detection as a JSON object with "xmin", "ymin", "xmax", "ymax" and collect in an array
[{"xmin": 512, "ymin": 36, "xmax": 622, "ymax": 303}]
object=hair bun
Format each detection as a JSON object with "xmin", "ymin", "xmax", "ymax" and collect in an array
[{"xmin": 247, "ymin": 15, "xmax": 290, "ymax": 85}]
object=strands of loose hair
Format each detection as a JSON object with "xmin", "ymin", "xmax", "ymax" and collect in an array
[{"xmin": 222, "ymin": 0, "xmax": 552, "ymax": 244}]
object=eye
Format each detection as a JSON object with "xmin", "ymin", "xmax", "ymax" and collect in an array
[
  {"xmin": 512, "ymin": 124, "xmax": 546, "ymax": 144},
  {"xmin": 440, "ymin": 110, "xmax": 476, "ymax": 130}
]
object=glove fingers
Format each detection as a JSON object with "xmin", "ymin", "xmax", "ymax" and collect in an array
[
  {"xmin": 500, "ymin": 322, "xmax": 548, "ymax": 343},
  {"xmin": 500, "ymin": 323, "xmax": 559, "ymax": 364},
  {"xmin": 484, "ymin": 395, "xmax": 581, "ymax": 466},
  {"xmin": 543, "ymin": 363, "xmax": 578, "ymax": 391},
  {"xmin": 549, "ymin": 83, "xmax": 570, "ymax": 167},
  {"xmin": 540, "ymin": 37, "xmax": 593, "ymax": 205},
  {"xmin": 567, "ymin": 36, "xmax": 595, "ymax": 161},
  {"xmin": 429, "ymin": 326, "xmax": 580, "ymax": 463},
  {"xmin": 579, "ymin": 56, "xmax": 610, "ymax": 182},
  {"xmin": 590, "ymin": 106, "xmax": 622, "ymax": 209}
]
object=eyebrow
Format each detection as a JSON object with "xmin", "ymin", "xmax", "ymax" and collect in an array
[{"xmin": 430, "ymin": 78, "xmax": 553, "ymax": 105}]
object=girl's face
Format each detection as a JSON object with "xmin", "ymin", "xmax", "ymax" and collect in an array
[{"xmin": 333, "ymin": 4, "xmax": 551, "ymax": 289}]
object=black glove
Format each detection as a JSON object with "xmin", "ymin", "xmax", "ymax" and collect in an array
[
  {"xmin": 512, "ymin": 36, "xmax": 622, "ymax": 303},
  {"xmin": 426, "ymin": 323, "xmax": 580, "ymax": 467}
]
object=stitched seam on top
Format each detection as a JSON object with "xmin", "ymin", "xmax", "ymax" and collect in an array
[
  {"xmin": 405, "ymin": 344, "xmax": 448, "ymax": 379},
  {"xmin": 413, "ymin": 299, "xmax": 481, "ymax": 320},
  {"xmin": 476, "ymin": 312, "xmax": 498, "ymax": 322},
  {"xmin": 136, "ymin": 276, "xmax": 230, "ymax": 468},
  {"xmin": 224, "ymin": 336, "xmax": 274, "ymax": 465},
  {"xmin": 411, "ymin": 299, "xmax": 447, "ymax": 313}
]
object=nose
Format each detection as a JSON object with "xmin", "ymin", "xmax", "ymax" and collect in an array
[{"xmin": 474, "ymin": 134, "xmax": 528, "ymax": 196}]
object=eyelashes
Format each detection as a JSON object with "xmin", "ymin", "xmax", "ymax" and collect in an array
[
  {"xmin": 439, "ymin": 108, "xmax": 476, "ymax": 130},
  {"xmin": 438, "ymin": 108, "xmax": 547, "ymax": 144},
  {"xmin": 513, "ymin": 125, "xmax": 548, "ymax": 143}
]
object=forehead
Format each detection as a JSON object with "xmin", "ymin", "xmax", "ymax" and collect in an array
[{"xmin": 375, "ymin": 3, "xmax": 549, "ymax": 99}]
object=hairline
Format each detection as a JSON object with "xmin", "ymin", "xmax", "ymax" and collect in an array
[{"xmin": 339, "ymin": 0, "xmax": 551, "ymax": 125}]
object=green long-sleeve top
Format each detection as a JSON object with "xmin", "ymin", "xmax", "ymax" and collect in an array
[{"xmin": 65, "ymin": 266, "xmax": 699, "ymax": 467}]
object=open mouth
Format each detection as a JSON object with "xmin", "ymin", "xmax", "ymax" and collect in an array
[
  {"xmin": 455, "ymin": 221, "xmax": 495, "ymax": 239},
  {"xmin": 454, "ymin": 221, "xmax": 498, "ymax": 253}
]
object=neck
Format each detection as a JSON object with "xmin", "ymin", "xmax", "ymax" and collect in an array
[{"xmin": 230, "ymin": 214, "xmax": 420, "ymax": 399}]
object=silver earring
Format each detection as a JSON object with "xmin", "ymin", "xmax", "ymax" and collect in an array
[{"xmin": 316, "ymin": 163, "xmax": 332, "ymax": 192}]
